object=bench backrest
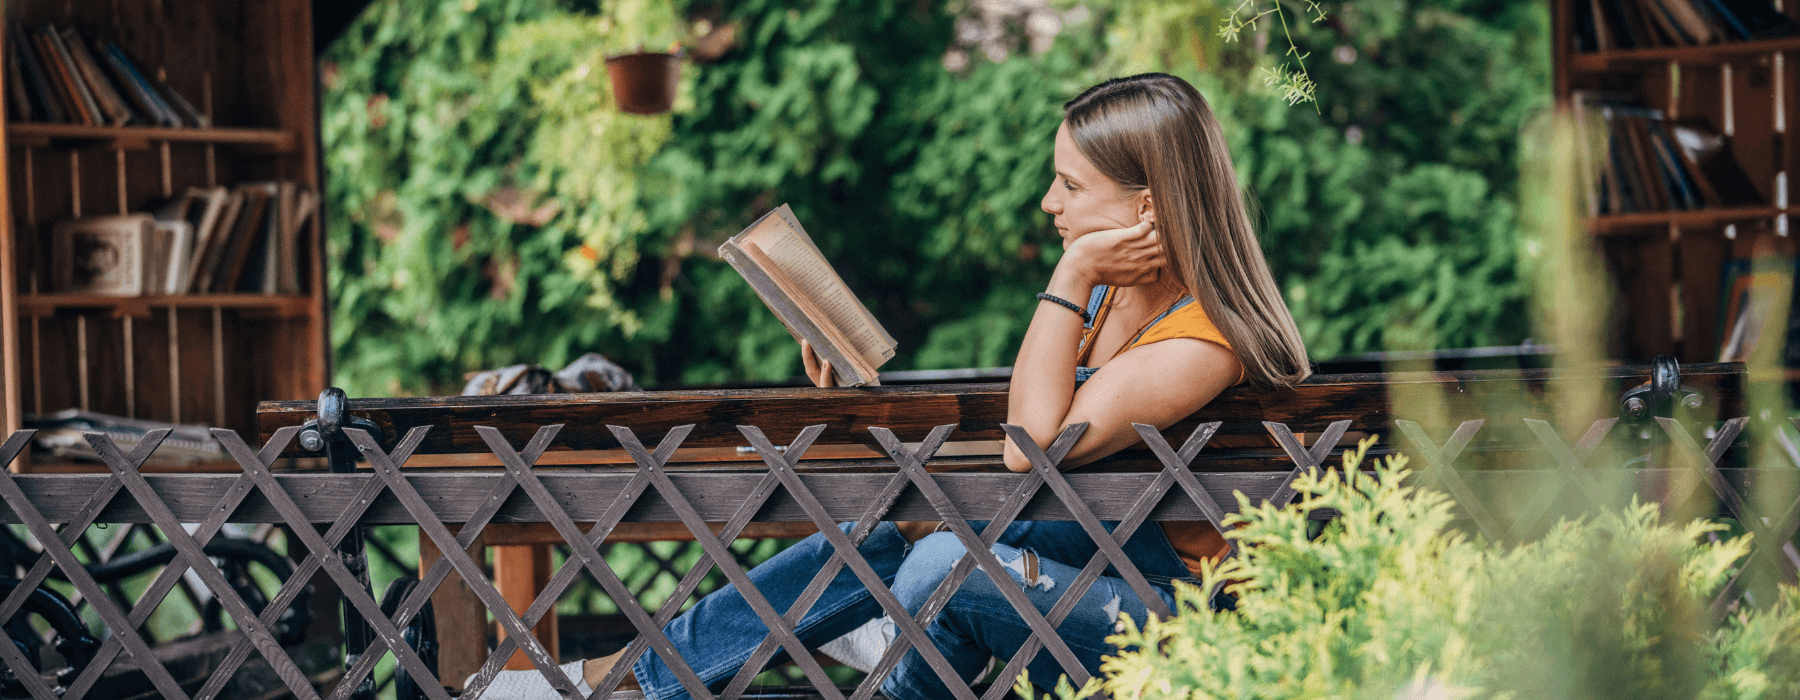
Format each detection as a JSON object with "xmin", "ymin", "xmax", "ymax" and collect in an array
[{"xmin": 257, "ymin": 363, "xmax": 1746, "ymax": 460}]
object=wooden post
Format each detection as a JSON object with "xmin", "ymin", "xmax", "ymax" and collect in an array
[
  {"xmin": 492, "ymin": 543, "xmax": 558, "ymax": 669},
  {"xmin": 419, "ymin": 524, "xmax": 490, "ymax": 691}
]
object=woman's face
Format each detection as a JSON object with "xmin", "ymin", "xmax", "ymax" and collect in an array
[{"xmin": 1041, "ymin": 121, "xmax": 1149, "ymax": 249}]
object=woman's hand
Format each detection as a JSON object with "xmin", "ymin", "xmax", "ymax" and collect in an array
[
  {"xmin": 1059, "ymin": 219, "xmax": 1164, "ymax": 288},
  {"xmin": 800, "ymin": 339, "xmax": 836, "ymax": 388}
]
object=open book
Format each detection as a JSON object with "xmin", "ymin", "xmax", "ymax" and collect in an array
[{"xmin": 719, "ymin": 205, "xmax": 897, "ymax": 386}]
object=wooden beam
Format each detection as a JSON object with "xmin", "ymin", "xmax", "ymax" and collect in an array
[
  {"xmin": 0, "ymin": 466, "xmax": 1785, "ymax": 525},
  {"xmin": 256, "ymin": 364, "xmax": 1748, "ymax": 456}
]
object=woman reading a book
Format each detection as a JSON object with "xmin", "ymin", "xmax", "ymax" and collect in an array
[{"xmin": 486, "ymin": 72, "xmax": 1310, "ymax": 700}]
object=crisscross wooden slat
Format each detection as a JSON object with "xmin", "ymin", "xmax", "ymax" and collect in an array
[
  {"xmin": 472, "ymin": 425, "xmax": 738, "ymax": 700},
  {"xmin": 90, "ymin": 431, "xmax": 329, "ymax": 699},
  {"xmin": 1264, "ymin": 421, "xmax": 1351, "ymax": 510},
  {"xmin": 873, "ymin": 426, "xmax": 1092, "ymax": 683},
  {"xmin": 739, "ymin": 425, "xmax": 986, "ymax": 700},
  {"xmin": 719, "ymin": 427, "xmax": 932, "ymax": 700},
  {"xmin": 1135, "ymin": 423, "xmax": 1232, "ymax": 557},
  {"xmin": 1000, "ymin": 424, "xmax": 1172, "ymax": 620},
  {"xmin": 1133, "ymin": 421, "xmax": 1239, "ymax": 608},
  {"xmin": 1654, "ymin": 418, "xmax": 1795, "ymax": 615},
  {"xmin": 973, "ymin": 422, "xmax": 1223, "ymax": 700},
  {"xmin": 1505, "ymin": 418, "xmax": 1619, "ymax": 541},
  {"xmin": 591, "ymin": 428, "xmax": 787, "ymax": 700},
  {"xmin": 1654, "ymin": 417, "xmax": 1746, "ymax": 517},
  {"xmin": 195, "ymin": 426, "xmax": 428, "ymax": 700},
  {"xmin": 205, "ymin": 430, "xmax": 451, "ymax": 700},
  {"xmin": 341, "ymin": 427, "xmax": 579, "ymax": 700},
  {"xmin": 843, "ymin": 424, "xmax": 1088, "ymax": 700},
  {"xmin": 0, "ymin": 431, "xmax": 168, "ymax": 700},
  {"xmin": 603, "ymin": 425, "xmax": 846, "ymax": 699},
  {"xmin": 64, "ymin": 426, "xmax": 304, "ymax": 700},
  {"xmin": 0, "ymin": 431, "xmax": 71, "ymax": 700},
  {"xmin": 348, "ymin": 426, "xmax": 557, "ymax": 700},
  {"xmin": 1396, "ymin": 420, "xmax": 1503, "ymax": 541},
  {"xmin": 0, "ymin": 431, "xmax": 201, "ymax": 700}
]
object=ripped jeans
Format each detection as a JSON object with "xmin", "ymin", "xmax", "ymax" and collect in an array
[{"xmin": 631, "ymin": 520, "xmax": 1195, "ymax": 700}]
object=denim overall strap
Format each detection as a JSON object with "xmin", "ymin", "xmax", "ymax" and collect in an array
[
  {"xmin": 1082, "ymin": 285, "xmax": 1108, "ymax": 329},
  {"xmin": 1074, "ymin": 286, "xmax": 1110, "ymax": 382}
]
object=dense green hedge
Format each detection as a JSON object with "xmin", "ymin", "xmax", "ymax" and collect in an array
[{"xmin": 323, "ymin": 0, "xmax": 1547, "ymax": 395}]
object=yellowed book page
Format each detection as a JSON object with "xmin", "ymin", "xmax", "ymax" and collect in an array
[
  {"xmin": 741, "ymin": 243, "xmax": 878, "ymax": 384},
  {"xmin": 743, "ymin": 227, "xmax": 895, "ymax": 372}
]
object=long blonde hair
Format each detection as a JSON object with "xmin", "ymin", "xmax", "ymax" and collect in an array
[{"xmin": 1064, "ymin": 73, "xmax": 1311, "ymax": 388}]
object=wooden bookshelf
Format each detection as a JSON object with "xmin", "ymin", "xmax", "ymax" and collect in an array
[
  {"xmin": 1554, "ymin": 0, "xmax": 1799, "ymax": 363},
  {"xmin": 0, "ymin": 0, "xmax": 328, "ymax": 459}
]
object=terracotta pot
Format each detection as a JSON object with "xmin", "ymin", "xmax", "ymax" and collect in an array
[{"xmin": 605, "ymin": 52, "xmax": 680, "ymax": 115}]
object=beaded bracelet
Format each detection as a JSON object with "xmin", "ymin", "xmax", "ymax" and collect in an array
[{"xmin": 1035, "ymin": 292, "xmax": 1091, "ymax": 324}]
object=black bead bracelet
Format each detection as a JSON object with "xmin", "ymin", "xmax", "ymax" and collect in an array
[{"xmin": 1036, "ymin": 292, "xmax": 1090, "ymax": 324}]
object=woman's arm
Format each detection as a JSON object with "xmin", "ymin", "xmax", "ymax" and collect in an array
[{"xmin": 1003, "ymin": 220, "xmax": 1239, "ymax": 473}]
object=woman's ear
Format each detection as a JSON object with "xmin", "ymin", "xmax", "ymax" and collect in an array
[{"xmin": 1138, "ymin": 190, "xmax": 1157, "ymax": 224}]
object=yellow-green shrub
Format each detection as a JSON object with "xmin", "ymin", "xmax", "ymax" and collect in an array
[{"xmin": 1022, "ymin": 441, "xmax": 1800, "ymax": 700}]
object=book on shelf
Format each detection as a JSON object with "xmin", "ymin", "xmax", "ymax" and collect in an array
[
  {"xmin": 8, "ymin": 25, "xmax": 63, "ymax": 124},
  {"xmin": 4, "ymin": 22, "xmax": 205, "ymax": 127},
  {"xmin": 1572, "ymin": 91, "xmax": 1763, "ymax": 216},
  {"xmin": 51, "ymin": 214, "xmax": 154, "ymax": 296},
  {"xmin": 1715, "ymin": 256, "xmax": 1799, "ymax": 364},
  {"xmin": 1574, "ymin": 0, "xmax": 1795, "ymax": 50},
  {"xmin": 719, "ymin": 205, "xmax": 897, "ymax": 387},
  {"xmin": 45, "ymin": 180, "xmax": 314, "ymax": 298}
]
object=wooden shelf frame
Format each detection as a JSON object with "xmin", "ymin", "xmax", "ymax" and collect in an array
[
  {"xmin": 0, "ymin": 1, "xmax": 329, "ymax": 453},
  {"xmin": 1589, "ymin": 205, "xmax": 1788, "ymax": 234},
  {"xmin": 1571, "ymin": 35, "xmax": 1800, "ymax": 71},
  {"xmin": 16, "ymin": 293, "xmax": 315, "ymax": 318},
  {"xmin": 4, "ymin": 123, "xmax": 299, "ymax": 152}
]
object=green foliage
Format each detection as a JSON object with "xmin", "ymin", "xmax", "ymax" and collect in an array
[
  {"xmin": 1016, "ymin": 442, "xmax": 1800, "ymax": 700},
  {"xmin": 324, "ymin": 0, "xmax": 1550, "ymax": 393},
  {"xmin": 322, "ymin": 0, "xmax": 683, "ymax": 396}
]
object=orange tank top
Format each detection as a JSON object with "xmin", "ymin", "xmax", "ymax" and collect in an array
[{"xmin": 1074, "ymin": 286, "xmax": 1235, "ymax": 579}]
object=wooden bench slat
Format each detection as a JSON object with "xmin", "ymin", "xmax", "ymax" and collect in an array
[{"xmin": 257, "ymin": 364, "xmax": 1746, "ymax": 455}]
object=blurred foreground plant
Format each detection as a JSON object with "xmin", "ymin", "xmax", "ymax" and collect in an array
[{"xmin": 1019, "ymin": 439, "xmax": 1800, "ymax": 700}]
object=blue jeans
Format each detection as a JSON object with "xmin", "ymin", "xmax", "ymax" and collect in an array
[{"xmin": 631, "ymin": 520, "xmax": 1195, "ymax": 700}]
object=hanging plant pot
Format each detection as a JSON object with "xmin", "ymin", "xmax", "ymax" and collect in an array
[{"xmin": 605, "ymin": 52, "xmax": 680, "ymax": 115}]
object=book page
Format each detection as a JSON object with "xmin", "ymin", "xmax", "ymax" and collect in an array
[
  {"xmin": 745, "ymin": 224, "xmax": 895, "ymax": 372},
  {"xmin": 740, "ymin": 243, "xmax": 875, "ymax": 385}
]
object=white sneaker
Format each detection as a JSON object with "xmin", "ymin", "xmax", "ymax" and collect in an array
[
  {"xmin": 817, "ymin": 615, "xmax": 897, "ymax": 673},
  {"xmin": 462, "ymin": 659, "xmax": 646, "ymax": 699}
]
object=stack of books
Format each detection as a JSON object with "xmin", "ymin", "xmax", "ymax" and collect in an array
[
  {"xmin": 1573, "ymin": 0, "xmax": 1795, "ymax": 50},
  {"xmin": 52, "ymin": 181, "xmax": 318, "ymax": 296},
  {"xmin": 4, "ymin": 23, "xmax": 208, "ymax": 127},
  {"xmin": 1571, "ymin": 92, "xmax": 1763, "ymax": 216}
]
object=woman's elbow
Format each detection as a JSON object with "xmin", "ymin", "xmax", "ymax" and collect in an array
[{"xmin": 1000, "ymin": 443, "xmax": 1035, "ymax": 473}]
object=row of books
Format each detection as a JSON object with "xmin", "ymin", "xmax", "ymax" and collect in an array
[
  {"xmin": 1574, "ymin": 0, "xmax": 1795, "ymax": 50},
  {"xmin": 24, "ymin": 409, "xmax": 224, "ymax": 467},
  {"xmin": 52, "ymin": 181, "xmax": 316, "ymax": 297},
  {"xmin": 4, "ymin": 24, "xmax": 207, "ymax": 127},
  {"xmin": 1716, "ymin": 256, "xmax": 1800, "ymax": 365},
  {"xmin": 1571, "ymin": 92, "xmax": 1762, "ymax": 216}
]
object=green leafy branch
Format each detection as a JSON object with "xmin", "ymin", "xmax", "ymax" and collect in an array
[{"xmin": 1219, "ymin": 0, "xmax": 1326, "ymax": 109}]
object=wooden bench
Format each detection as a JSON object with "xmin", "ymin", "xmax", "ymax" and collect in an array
[
  {"xmin": 240, "ymin": 359, "xmax": 1785, "ymax": 700},
  {"xmin": 6, "ymin": 360, "xmax": 1783, "ymax": 700}
]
